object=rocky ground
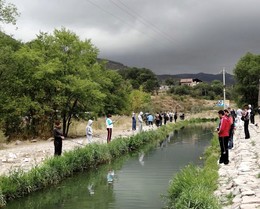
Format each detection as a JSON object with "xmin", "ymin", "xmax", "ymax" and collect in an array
[{"xmin": 215, "ymin": 117, "xmax": 260, "ymax": 209}]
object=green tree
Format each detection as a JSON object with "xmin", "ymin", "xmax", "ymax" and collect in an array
[
  {"xmin": 211, "ymin": 80, "xmax": 223, "ymax": 96},
  {"xmin": 233, "ymin": 52, "xmax": 260, "ymax": 107},
  {"xmin": 118, "ymin": 67, "xmax": 159, "ymax": 93},
  {"xmin": 165, "ymin": 78, "xmax": 176, "ymax": 86},
  {"xmin": 172, "ymin": 85, "xmax": 191, "ymax": 95},
  {"xmin": 129, "ymin": 88, "xmax": 151, "ymax": 113},
  {"xmin": 1, "ymin": 28, "xmax": 133, "ymax": 138},
  {"xmin": 1, "ymin": 28, "xmax": 108, "ymax": 137},
  {"xmin": 0, "ymin": 32, "xmax": 22, "ymax": 136},
  {"xmin": 193, "ymin": 83, "xmax": 212, "ymax": 97},
  {"xmin": 101, "ymin": 70, "xmax": 132, "ymax": 115},
  {"xmin": 0, "ymin": 0, "xmax": 19, "ymax": 25}
]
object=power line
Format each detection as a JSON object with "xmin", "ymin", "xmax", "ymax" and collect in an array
[
  {"xmin": 111, "ymin": 0, "xmax": 176, "ymax": 44},
  {"xmin": 85, "ymin": 0, "xmax": 171, "ymax": 47}
]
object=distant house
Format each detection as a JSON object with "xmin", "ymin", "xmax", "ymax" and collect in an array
[{"xmin": 180, "ymin": 78, "xmax": 202, "ymax": 86}]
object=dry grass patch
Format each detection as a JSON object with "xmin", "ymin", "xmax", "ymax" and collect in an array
[{"xmin": 68, "ymin": 115, "xmax": 133, "ymax": 138}]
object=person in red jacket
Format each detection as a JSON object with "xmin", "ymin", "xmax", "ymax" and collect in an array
[
  {"xmin": 217, "ymin": 110, "xmax": 231, "ymax": 165},
  {"xmin": 224, "ymin": 108, "xmax": 235, "ymax": 149}
]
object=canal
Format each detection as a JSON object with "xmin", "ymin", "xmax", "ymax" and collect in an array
[{"xmin": 5, "ymin": 123, "xmax": 215, "ymax": 209}]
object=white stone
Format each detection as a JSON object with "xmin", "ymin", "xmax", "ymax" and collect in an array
[
  {"xmin": 240, "ymin": 203, "xmax": 260, "ymax": 209},
  {"xmin": 233, "ymin": 196, "xmax": 242, "ymax": 203},
  {"xmin": 242, "ymin": 196, "xmax": 260, "ymax": 204},
  {"xmin": 23, "ymin": 158, "xmax": 30, "ymax": 162},
  {"xmin": 8, "ymin": 152, "xmax": 17, "ymax": 159}
]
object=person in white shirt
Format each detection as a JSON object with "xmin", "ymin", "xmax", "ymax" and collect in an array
[
  {"xmin": 138, "ymin": 112, "xmax": 143, "ymax": 132},
  {"xmin": 106, "ymin": 114, "xmax": 113, "ymax": 143},
  {"xmin": 236, "ymin": 108, "xmax": 243, "ymax": 127},
  {"xmin": 84, "ymin": 119, "xmax": 93, "ymax": 144}
]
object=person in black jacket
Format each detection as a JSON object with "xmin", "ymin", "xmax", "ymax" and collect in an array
[
  {"xmin": 249, "ymin": 104, "xmax": 255, "ymax": 124},
  {"xmin": 242, "ymin": 105, "xmax": 250, "ymax": 139},
  {"xmin": 53, "ymin": 121, "xmax": 64, "ymax": 156}
]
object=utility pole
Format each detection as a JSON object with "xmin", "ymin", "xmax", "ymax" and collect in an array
[{"xmin": 223, "ymin": 67, "xmax": 226, "ymax": 108}]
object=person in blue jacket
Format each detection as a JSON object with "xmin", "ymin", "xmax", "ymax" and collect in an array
[{"xmin": 106, "ymin": 114, "xmax": 113, "ymax": 143}]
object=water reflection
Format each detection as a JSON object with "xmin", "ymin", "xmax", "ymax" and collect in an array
[
  {"xmin": 107, "ymin": 169, "xmax": 115, "ymax": 183},
  {"xmin": 138, "ymin": 152, "xmax": 145, "ymax": 166},
  {"xmin": 5, "ymin": 123, "xmax": 215, "ymax": 209},
  {"xmin": 87, "ymin": 183, "xmax": 95, "ymax": 195}
]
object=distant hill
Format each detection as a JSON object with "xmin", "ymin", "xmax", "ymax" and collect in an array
[
  {"xmin": 157, "ymin": 72, "xmax": 235, "ymax": 85},
  {"xmin": 97, "ymin": 59, "xmax": 235, "ymax": 85},
  {"xmin": 97, "ymin": 58, "xmax": 128, "ymax": 71}
]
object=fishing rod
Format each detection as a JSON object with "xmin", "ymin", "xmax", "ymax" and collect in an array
[{"xmin": 110, "ymin": 115, "xmax": 122, "ymax": 124}]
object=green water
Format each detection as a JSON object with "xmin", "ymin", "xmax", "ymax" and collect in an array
[{"xmin": 5, "ymin": 124, "xmax": 214, "ymax": 209}]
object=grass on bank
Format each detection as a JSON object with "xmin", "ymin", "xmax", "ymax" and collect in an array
[{"xmin": 165, "ymin": 131, "xmax": 221, "ymax": 209}]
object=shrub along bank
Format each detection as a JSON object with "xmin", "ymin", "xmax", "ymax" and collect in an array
[
  {"xmin": 0, "ymin": 118, "xmax": 216, "ymax": 207},
  {"xmin": 166, "ymin": 131, "xmax": 221, "ymax": 208}
]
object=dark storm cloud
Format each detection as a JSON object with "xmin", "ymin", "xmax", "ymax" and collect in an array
[{"xmin": 3, "ymin": 0, "xmax": 260, "ymax": 74}]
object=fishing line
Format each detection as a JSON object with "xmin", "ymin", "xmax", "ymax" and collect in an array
[
  {"xmin": 250, "ymin": 124, "xmax": 259, "ymax": 135},
  {"xmin": 112, "ymin": 116, "xmax": 122, "ymax": 124},
  {"xmin": 182, "ymin": 131, "xmax": 215, "ymax": 141},
  {"xmin": 65, "ymin": 138, "xmax": 85, "ymax": 146},
  {"xmin": 200, "ymin": 131, "xmax": 214, "ymax": 136}
]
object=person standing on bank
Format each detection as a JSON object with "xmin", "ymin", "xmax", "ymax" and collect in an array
[
  {"xmin": 138, "ymin": 111, "xmax": 143, "ymax": 132},
  {"xmin": 155, "ymin": 112, "xmax": 160, "ymax": 127},
  {"xmin": 132, "ymin": 112, "xmax": 136, "ymax": 131},
  {"xmin": 53, "ymin": 121, "xmax": 64, "ymax": 156},
  {"xmin": 174, "ymin": 112, "xmax": 178, "ymax": 123},
  {"xmin": 249, "ymin": 104, "xmax": 255, "ymax": 124},
  {"xmin": 224, "ymin": 109, "xmax": 235, "ymax": 149},
  {"xmin": 217, "ymin": 110, "xmax": 231, "ymax": 165},
  {"xmin": 147, "ymin": 113, "xmax": 154, "ymax": 127},
  {"xmin": 85, "ymin": 119, "xmax": 93, "ymax": 144},
  {"xmin": 106, "ymin": 114, "xmax": 113, "ymax": 143},
  {"xmin": 242, "ymin": 105, "xmax": 250, "ymax": 139}
]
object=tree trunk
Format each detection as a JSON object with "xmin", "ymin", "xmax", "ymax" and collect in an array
[{"xmin": 62, "ymin": 98, "xmax": 78, "ymax": 137}]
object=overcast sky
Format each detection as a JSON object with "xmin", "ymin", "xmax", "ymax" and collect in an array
[{"xmin": 2, "ymin": 0, "xmax": 260, "ymax": 75}]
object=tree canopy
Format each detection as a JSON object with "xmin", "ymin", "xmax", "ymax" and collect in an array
[
  {"xmin": 233, "ymin": 52, "xmax": 260, "ymax": 108},
  {"xmin": 118, "ymin": 67, "xmax": 160, "ymax": 93},
  {"xmin": 0, "ymin": 28, "xmax": 132, "ymax": 138},
  {"xmin": 0, "ymin": 0, "xmax": 19, "ymax": 26}
]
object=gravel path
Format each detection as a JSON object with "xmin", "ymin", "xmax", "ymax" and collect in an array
[{"xmin": 215, "ymin": 117, "xmax": 260, "ymax": 209}]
